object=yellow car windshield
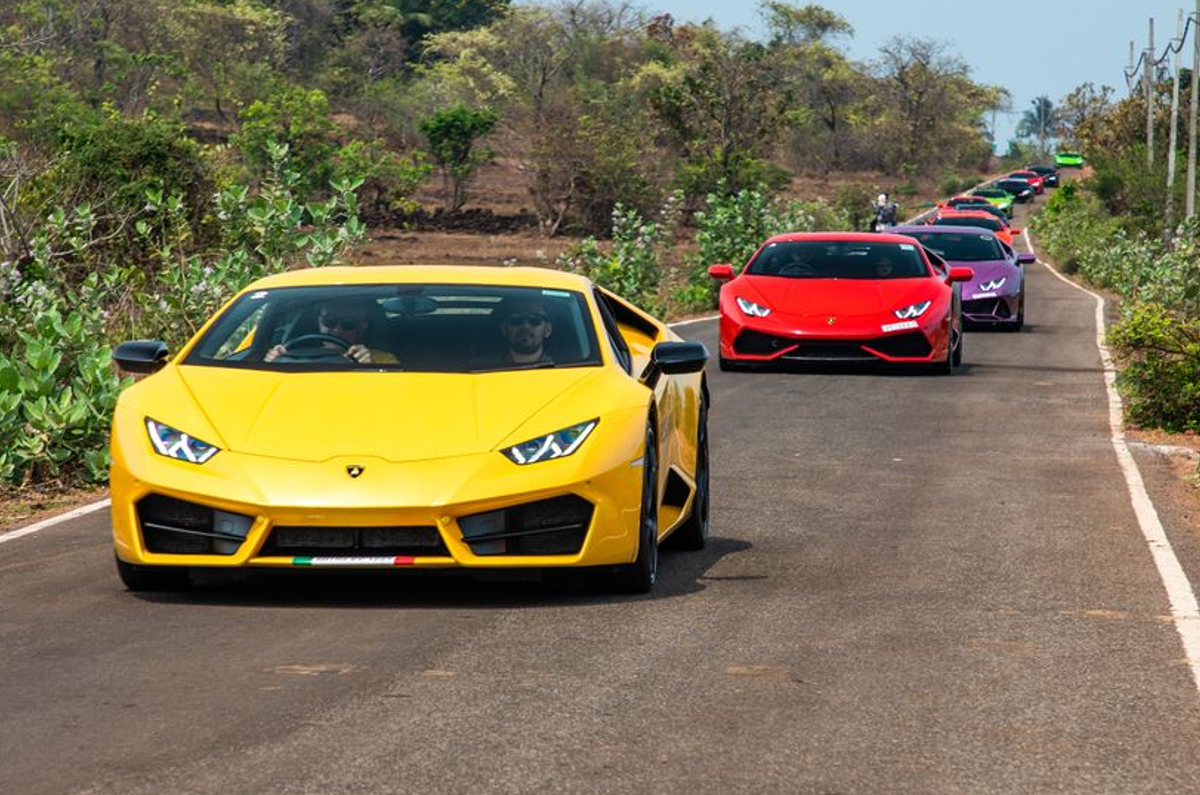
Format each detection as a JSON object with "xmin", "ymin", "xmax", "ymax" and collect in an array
[{"xmin": 184, "ymin": 284, "xmax": 603, "ymax": 372}]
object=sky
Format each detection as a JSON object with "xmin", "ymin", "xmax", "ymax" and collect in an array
[{"xmin": 527, "ymin": 0, "xmax": 1197, "ymax": 150}]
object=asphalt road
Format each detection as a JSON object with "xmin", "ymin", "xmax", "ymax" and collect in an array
[{"xmin": 6, "ymin": 197, "xmax": 1200, "ymax": 794}]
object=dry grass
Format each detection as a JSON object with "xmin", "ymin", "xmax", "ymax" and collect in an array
[{"xmin": 0, "ymin": 485, "xmax": 107, "ymax": 532}]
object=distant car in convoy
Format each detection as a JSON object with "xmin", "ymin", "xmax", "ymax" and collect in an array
[
  {"xmin": 709, "ymin": 232, "xmax": 972, "ymax": 374},
  {"xmin": 893, "ymin": 225, "xmax": 1035, "ymax": 331},
  {"xmin": 108, "ymin": 266, "xmax": 711, "ymax": 594},
  {"xmin": 1055, "ymin": 151, "xmax": 1085, "ymax": 168},
  {"xmin": 942, "ymin": 195, "xmax": 995, "ymax": 211},
  {"xmin": 992, "ymin": 178, "xmax": 1036, "ymax": 203},
  {"xmin": 931, "ymin": 209, "xmax": 1021, "ymax": 247},
  {"xmin": 1007, "ymin": 170, "xmax": 1045, "ymax": 194},
  {"xmin": 970, "ymin": 187, "xmax": 1015, "ymax": 218},
  {"xmin": 943, "ymin": 201, "xmax": 1010, "ymax": 225},
  {"xmin": 1025, "ymin": 164, "xmax": 1060, "ymax": 188}
]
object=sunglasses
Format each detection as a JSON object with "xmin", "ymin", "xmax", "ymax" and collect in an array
[
  {"xmin": 503, "ymin": 313, "xmax": 548, "ymax": 328},
  {"xmin": 319, "ymin": 314, "xmax": 365, "ymax": 332}
]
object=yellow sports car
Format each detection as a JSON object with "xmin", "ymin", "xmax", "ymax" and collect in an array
[{"xmin": 109, "ymin": 266, "xmax": 710, "ymax": 593}]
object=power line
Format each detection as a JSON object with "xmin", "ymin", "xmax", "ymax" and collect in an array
[{"xmin": 1126, "ymin": 12, "xmax": 1200, "ymax": 90}]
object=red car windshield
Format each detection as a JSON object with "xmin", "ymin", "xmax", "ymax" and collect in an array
[{"xmin": 747, "ymin": 241, "xmax": 930, "ymax": 279}]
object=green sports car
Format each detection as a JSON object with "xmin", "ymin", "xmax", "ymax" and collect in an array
[
  {"xmin": 1055, "ymin": 151, "xmax": 1084, "ymax": 168},
  {"xmin": 970, "ymin": 187, "xmax": 1015, "ymax": 218}
]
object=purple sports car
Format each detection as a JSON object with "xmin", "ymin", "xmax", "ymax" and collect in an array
[{"xmin": 892, "ymin": 225, "xmax": 1034, "ymax": 331}]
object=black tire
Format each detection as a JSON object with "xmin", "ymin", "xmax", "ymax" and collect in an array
[
  {"xmin": 952, "ymin": 323, "xmax": 963, "ymax": 366},
  {"xmin": 1013, "ymin": 297, "xmax": 1025, "ymax": 331},
  {"xmin": 115, "ymin": 556, "xmax": 192, "ymax": 592},
  {"xmin": 931, "ymin": 329, "xmax": 954, "ymax": 375},
  {"xmin": 611, "ymin": 419, "xmax": 659, "ymax": 594},
  {"xmin": 667, "ymin": 399, "xmax": 709, "ymax": 551},
  {"xmin": 718, "ymin": 356, "xmax": 749, "ymax": 372}
]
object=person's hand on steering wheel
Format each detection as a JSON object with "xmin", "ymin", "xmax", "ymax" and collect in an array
[
  {"xmin": 264, "ymin": 333, "xmax": 357, "ymax": 362},
  {"xmin": 344, "ymin": 344, "xmax": 373, "ymax": 363}
]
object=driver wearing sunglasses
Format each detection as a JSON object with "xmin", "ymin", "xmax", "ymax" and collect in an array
[
  {"xmin": 498, "ymin": 297, "xmax": 554, "ymax": 365},
  {"xmin": 264, "ymin": 298, "xmax": 397, "ymax": 364}
]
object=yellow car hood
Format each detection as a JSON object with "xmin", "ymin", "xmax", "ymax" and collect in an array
[{"xmin": 174, "ymin": 365, "xmax": 602, "ymax": 464}]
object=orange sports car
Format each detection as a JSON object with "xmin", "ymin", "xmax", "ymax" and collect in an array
[{"xmin": 931, "ymin": 209, "xmax": 1021, "ymax": 246}]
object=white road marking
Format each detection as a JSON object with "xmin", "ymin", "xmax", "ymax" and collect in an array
[
  {"xmin": 1025, "ymin": 228, "xmax": 1200, "ymax": 696},
  {"xmin": 668, "ymin": 314, "xmax": 719, "ymax": 328},
  {"xmin": 0, "ymin": 499, "xmax": 111, "ymax": 546}
]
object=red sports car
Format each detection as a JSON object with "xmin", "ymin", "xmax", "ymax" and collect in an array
[
  {"xmin": 710, "ymin": 233, "xmax": 973, "ymax": 374},
  {"xmin": 1007, "ymin": 170, "xmax": 1045, "ymax": 194}
]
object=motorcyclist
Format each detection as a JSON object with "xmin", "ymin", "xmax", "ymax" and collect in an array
[{"xmin": 870, "ymin": 193, "xmax": 898, "ymax": 232}]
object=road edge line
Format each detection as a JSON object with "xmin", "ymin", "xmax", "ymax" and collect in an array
[
  {"xmin": 668, "ymin": 314, "xmax": 719, "ymax": 329},
  {"xmin": 1025, "ymin": 228, "xmax": 1200, "ymax": 696},
  {"xmin": 0, "ymin": 498, "xmax": 111, "ymax": 546}
]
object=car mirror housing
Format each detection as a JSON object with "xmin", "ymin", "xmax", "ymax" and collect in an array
[
  {"xmin": 1018, "ymin": 253, "xmax": 1036, "ymax": 264},
  {"xmin": 709, "ymin": 264, "xmax": 735, "ymax": 281},
  {"xmin": 639, "ymin": 341, "xmax": 709, "ymax": 388},
  {"xmin": 948, "ymin": 267, "xmax": 974, "ymax": 283},
  {"xmin": 112, "ymin": 340, "xmax": 169, "ymax": 374}
]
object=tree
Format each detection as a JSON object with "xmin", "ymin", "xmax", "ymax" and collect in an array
[
  {"xmin": 760, "ymin": 2, "xmax": 852, "ymax": 47},
  {"xmin": 646, "ymin": 23, "xmax": 787, "ymax": 198},
  {"xmin": 419, "ymin": 104, "xmax": 498, "ymax": 211},
  {"xmin": 1016, "ymin": 95, "xmax": 1057, "ymax": 157},
  {"xmin": 872, "ymin": 36, "xmax": 993, "ymax": 174},
  {"xmin": 1057, "ymin": 82, "xmax": 1115, "ymax": 150}
]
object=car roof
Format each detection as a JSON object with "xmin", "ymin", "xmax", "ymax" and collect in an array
[
  {"xmin": 939, "ymin": 208, "xmax": 1000, "ymax": 217},
  {"xmin": 762, "ymin": 231, "xmax": 920, "ymax": 245},
  {"xmin": 894, "ymin": 224, "xmax": 1000, "ymax": 239},
  {"xmin": 243, "ymin": 265, "xmax": 595, "ymax": 292}
]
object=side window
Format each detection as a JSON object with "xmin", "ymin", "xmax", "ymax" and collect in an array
[{"xmin": 593, "ymin": 290, "xmax": 633, "ymax": 375}]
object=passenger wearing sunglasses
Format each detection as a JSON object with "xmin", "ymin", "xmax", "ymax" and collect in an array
[
  {"xmin": 264, "ymin": 298, "xmax": 397, "ymax": 364},
  {"xmin": 498, "ymin": 297, "xmax": 554, "ymax": 365}
]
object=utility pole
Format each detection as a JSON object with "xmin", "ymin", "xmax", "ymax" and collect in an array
[
  {"xmin": 1189, "ymin": 0, "xmax": 1200, "ymax": 218},
  {"xmin": 1167, "ymin": 9, "xmax": 1184, "ymax": 235},
  {"xmin": 1147, "ymin": 17, "xmax": 1156, "ymax": 166},
  {"xmin": 1131, "ymin": 41, "xmax": 1137, "ymax": 95}
]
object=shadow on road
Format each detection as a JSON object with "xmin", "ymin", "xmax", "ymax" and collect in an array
[
  {"xmin": 125, "ymin": 535, "xmax": 754, "ymax": 609},
  {"xmin": 717, "ymin": 360, "xmax": 973, "ymax": 378}
]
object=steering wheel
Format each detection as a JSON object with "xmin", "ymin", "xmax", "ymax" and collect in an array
[
  {"xmin": 778, "ymin": 262, "xmax": 815, "ymax": 277},
  {"xmin": 276, "ymin": 333, "xmax": 351, "ymax": 361}
]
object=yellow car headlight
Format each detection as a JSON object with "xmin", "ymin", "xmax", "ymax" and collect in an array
[
  {"xmin": 502, "ymin": 419, "xmax": 598, "ymax": 465},
  {"xmin": 145, "ymin": 418, "xmax": 220, "ymax": 464}
]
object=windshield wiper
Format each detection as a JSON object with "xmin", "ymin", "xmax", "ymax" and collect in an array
[{"xmin": 468, "ymin": 361, "xmax": 558, "ymax": 374}]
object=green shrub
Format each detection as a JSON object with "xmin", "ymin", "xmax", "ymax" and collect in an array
[
  {"xmin": 1109, "ymin": 302, "xmax": 1200, "ymax": 433},
  {"xmin": 557, "ymin": 198, "xmax": 680, "ymax": 314},
  {"xmin": 419, "ymin": 104, "xmax": 499, "ymax": 211},
  {"xmin": 0, "ymin": 219, "xmax": 127, "ymax": 486},
  {"xmin": 232, "ymin": 86, "xmax": 339, "ymax": 193},
  {"xmin": 0, "ymin": 143, "xmax": 368, "ymax": 487}
]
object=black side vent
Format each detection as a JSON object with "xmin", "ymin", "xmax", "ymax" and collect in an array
[
  {"xmin": 137, "ymin": 494, "xmax": 252, "ymax": 556},
  {"xmin": 864, "ymin": 332, "xmax": 933, "ymax": 359},
  {"xmin": 733, "ymin": 329, "xmax": 795, "ymax": 356},
  {"xmin": 458, "ymin": 496, "xmax": 594, "ymax": 556}
]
